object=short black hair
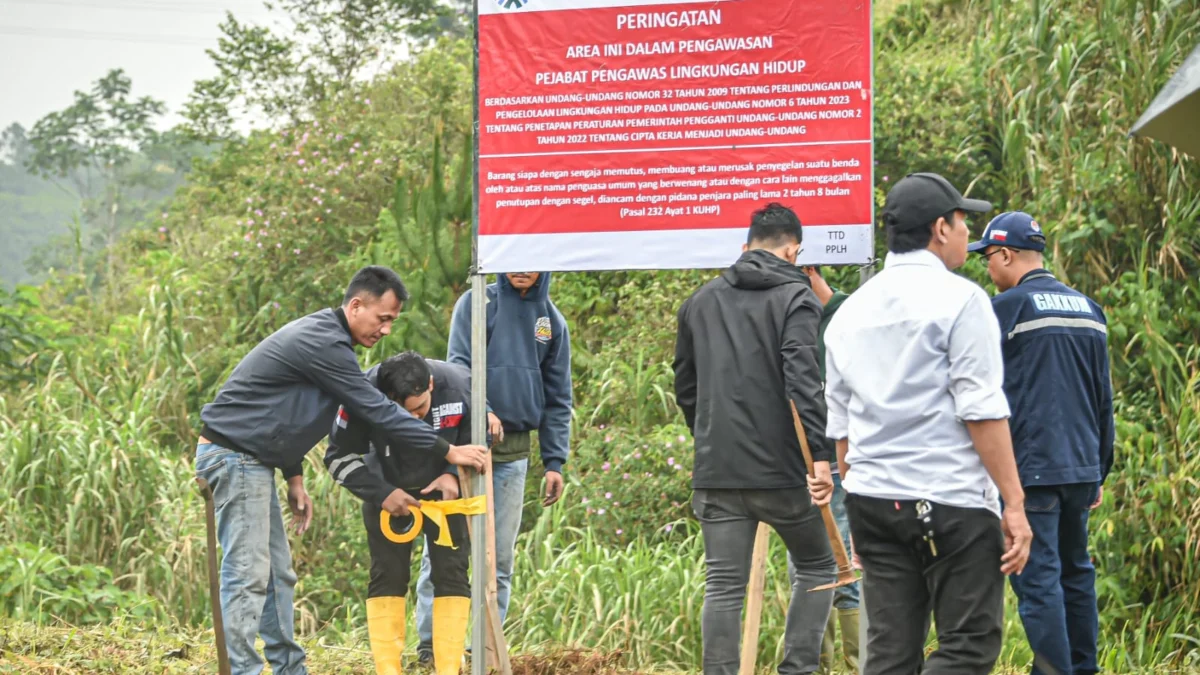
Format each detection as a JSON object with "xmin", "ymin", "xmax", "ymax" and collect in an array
[
  {"xmin": 378, "ymin": 351, "xmax": 431, "ymax": 402},
  {"xmin": 885, "ymin": 208, "xmax": 957, "ymax": 254},
  {"xmin": 747, "ymin": 203, "xmax": 802, "ymax": 247},
  {"xmin": 343, "ymin": 266, "xmax": 409, "ymax": 306}
]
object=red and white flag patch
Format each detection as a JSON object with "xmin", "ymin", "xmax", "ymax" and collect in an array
[{"xmin": 336, "ymin": 406, "xmax": 349, "ymax": 428}]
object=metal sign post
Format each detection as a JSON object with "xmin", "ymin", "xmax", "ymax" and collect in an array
[
  {"xmin": 469, "ymin": 273, "xmax": 487, "ymax": 675},
  {"xmin": 469, "ymin": 2, "xmax": 487, "ymax": 672}
]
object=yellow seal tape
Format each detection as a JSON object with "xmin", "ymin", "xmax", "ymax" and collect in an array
[
  {"xmin": 377, "ymin": 496, "xmax": 486, "ymax": 548},
  {"xmin": 379, "ymin": 507, "xmax": 423, "ymax": 544},
  {"xmin": 417, "ymin": 496, "xmax": 487, "ymax": 549}
]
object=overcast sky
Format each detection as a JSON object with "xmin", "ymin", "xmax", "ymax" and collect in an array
[{"xmin": 0, "ymin": 0, "xmax": 279, "ymax": 132}]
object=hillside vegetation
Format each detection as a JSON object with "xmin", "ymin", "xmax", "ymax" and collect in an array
[{"xmin": 2, "ymin": 0, "xmax": 1198, "ymax": 672}]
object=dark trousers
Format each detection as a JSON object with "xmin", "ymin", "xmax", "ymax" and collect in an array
[
  {"xmin": 846, "ymin": 494, "xmax": 1005, "ymax": 675},
  {"xmin": 1009, "ymin": 483, "xmax": 1099, "ymax": 675},
  {"xmin": 361, "ymin": 498, "xmax": 469, "ymax": 599},
  {"xmin": 693, "ymin": 488, "xmax": 836, "ymax": 675}
]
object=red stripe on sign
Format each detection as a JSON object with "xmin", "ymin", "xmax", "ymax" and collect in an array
[{"xmin": 480, "ymin": 144, "xmax": 873, "ymax": 235}]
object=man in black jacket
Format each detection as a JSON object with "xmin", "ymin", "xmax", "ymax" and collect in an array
[
  {"xmin": 674, "ymin": 203, "xmax": 836, "ymax": 675},
  {"xmin": 194, "ymin": 266, "xmax": 489, "ymax": 675}
]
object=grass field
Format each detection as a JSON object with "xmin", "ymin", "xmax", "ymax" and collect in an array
[{"xmin": 3, "ymin": 619, "xmax": 1196, "ymax": 675}]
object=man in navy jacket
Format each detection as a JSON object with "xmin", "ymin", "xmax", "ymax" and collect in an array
[
  {"xmin": 414, "ymin": 271, "xmax": 573, "ymax": 662},
  {"xmin": 971, "ymin": 212, "xmax": 1114, "ymax": 675}
]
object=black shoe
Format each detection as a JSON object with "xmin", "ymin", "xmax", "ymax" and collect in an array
[{"xmin": 417, "ymin": 647, "xmax": 433, "ymax": 667}]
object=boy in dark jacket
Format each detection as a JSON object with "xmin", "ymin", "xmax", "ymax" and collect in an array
[
  {"xmin": 414, "ymin": 271, "xmax": 573, "ymax": 660},
  {"xmin": 674, "ymin": 203, "xmax": 836, "ymax": 675},
  {"xmin": 971, "ymin": 212, "xmax": 1114, "ymax": 675},
  {"xmin": 324, "ymin": 352, "xmax": 485, "ymax": 675}
]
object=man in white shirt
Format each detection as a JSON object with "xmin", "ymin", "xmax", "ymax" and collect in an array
[{"xmin": 824, "ymin": 172, "xmax": 1033, "ymax": 675}]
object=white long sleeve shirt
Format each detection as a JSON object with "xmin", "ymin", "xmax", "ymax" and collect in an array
[{"xmin": 824, "ymin": 249, "xmax": 1011, "ymax": 516}]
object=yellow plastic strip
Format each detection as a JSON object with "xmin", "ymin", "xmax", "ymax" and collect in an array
[
  {"xmin": 416, "ymin": 496, "xmax": 487, "ymax": 549},
  {"xmin": 379, "ymin": 507, "xmax": 423, "ymax": 544}
]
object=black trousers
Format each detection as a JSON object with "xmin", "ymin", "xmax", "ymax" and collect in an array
[
  {"xmin": 846, "ymin": 494, "xmax": 1005, "ymax": 675},
  {"xmin": 361, "ymin": 498, "xmax": 470, "ymax": 599}
]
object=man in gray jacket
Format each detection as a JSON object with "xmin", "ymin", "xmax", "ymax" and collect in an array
[{"xmin": 194, "ymin": 266, "xmax": 489, "ymax": 675}]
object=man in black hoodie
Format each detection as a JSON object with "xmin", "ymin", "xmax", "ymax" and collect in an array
[{"xmin": 674, "ymin": 203, "xmax": 837, "ymax": 675}]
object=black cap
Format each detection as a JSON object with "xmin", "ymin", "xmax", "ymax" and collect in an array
[{"xmin": 882, "ymin": 172, "xmax": 993, "ymax": 232}]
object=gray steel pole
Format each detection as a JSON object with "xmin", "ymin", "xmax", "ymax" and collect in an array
[
  {"xmin": 469, "ymin": 0, "xmax": 486, "ymax": 672},
  {"xmin": 469, "ymin": 273, "xmax": 487, "ymax": 675}
]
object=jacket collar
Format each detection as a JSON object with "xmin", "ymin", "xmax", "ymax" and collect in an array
[
  {"xmin": 1018, "ymin": 268, "xmax": 1056, "ymax": 285},
  {"xmin": 334, "ymin": 307, "xmax": 352, "ymax": 337}
]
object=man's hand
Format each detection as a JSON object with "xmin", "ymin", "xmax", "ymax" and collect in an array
[
  {"xmin": 381, "ymin": 488, "xmax": 420, "ymax": 517},
  {"xmin": 806, "ymin": 460, "xmax": 834, "ymax": 506},
  {"xmin": 1090, "ymin": 486, "xmax": 1103, "ymax": 510},
  {"xmin": 286, "ymin": 477, "xmax": 314, "ymax": 535},
  {"xmin": 421, "ymin": 474, "xmax": 461, "ymax": 501},
  {"xmin": 487, "ymin": 412, "xmax": 504, "ymax": 446},
  {"xmin": 800, "ymin": 266, "xmax": 835, "ymax": 305},
  {"xmin": 1000, "ymin": 503, "xmax": 1033, "ymax": 576},
  {"xmin": 446, "ymin": 444, "xmax": 489, "ymax": 473},
  {"xmin": 543, "ymin": 470, "xmax": 564, "ymax": 506}
]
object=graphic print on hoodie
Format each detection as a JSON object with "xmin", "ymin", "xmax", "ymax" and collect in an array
[{"xmin": 446, "ymin": 273, "xmax": 572, "ymax": 473}]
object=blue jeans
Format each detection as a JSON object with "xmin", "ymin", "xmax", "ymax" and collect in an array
[
  {"xmin": 417, "ymin": 458, "xmax": 529, "ymax": 649},
  {"xmin": 1009, "ymin": 483, "xmax": 1100, "ymax": 675},
  {"xmin": 195, "ymin": 443, "xmax": 307, "ymax": 675},
  {"xmin": 788, "ymin": 473, "xmax": 859, "ymax": 610}
]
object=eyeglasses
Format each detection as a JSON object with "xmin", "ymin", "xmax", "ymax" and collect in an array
[{"xmin": 980, "ymin": 247, "xmax": 1014, "ymax": 260}]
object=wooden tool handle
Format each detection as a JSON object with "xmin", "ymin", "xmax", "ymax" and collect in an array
[
  {"xmin": 739, "ymin": 522, "xmax": 771, "ymax": 675},
  {"xmin": 197, "ymin": 478, "xmax": 231, "ymax": 675},
  {"xmin": 789, "ymin": 400, "xmax": 855, "ymax": 576}
]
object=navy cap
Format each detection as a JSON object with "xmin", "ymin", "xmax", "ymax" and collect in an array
[
  {"xmin": 881, "ymin": 172, "xmax": 993, "ymax": 232},
  {"xmin": 968, "ymin": 211, "xmax": 1047, "ymax": 253}
]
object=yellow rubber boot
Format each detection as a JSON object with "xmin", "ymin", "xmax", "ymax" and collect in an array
[
  {"xmin": 432, "ymin": 596, "xmax": 471, "ymax": 675},
  {"xmin": 366, "ymin": 596, "xmax": 406, "ymax": 675},
  {"xmin": 839, "ymin": 608, "xmax": 861, "ymax": 673}
]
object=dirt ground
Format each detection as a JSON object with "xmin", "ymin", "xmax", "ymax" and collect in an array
[{"xmin": 0, "ymin": 621, "xmax": 682, "ymax": 675}]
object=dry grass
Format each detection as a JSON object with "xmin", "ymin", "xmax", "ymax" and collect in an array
[
  {"xmin": 9, "ymin": 619, "xmax": 1182, "ymax": 675},
  {"xmin": 0, "ymin": 621, "xmax": 684, "ymax": 675}
]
